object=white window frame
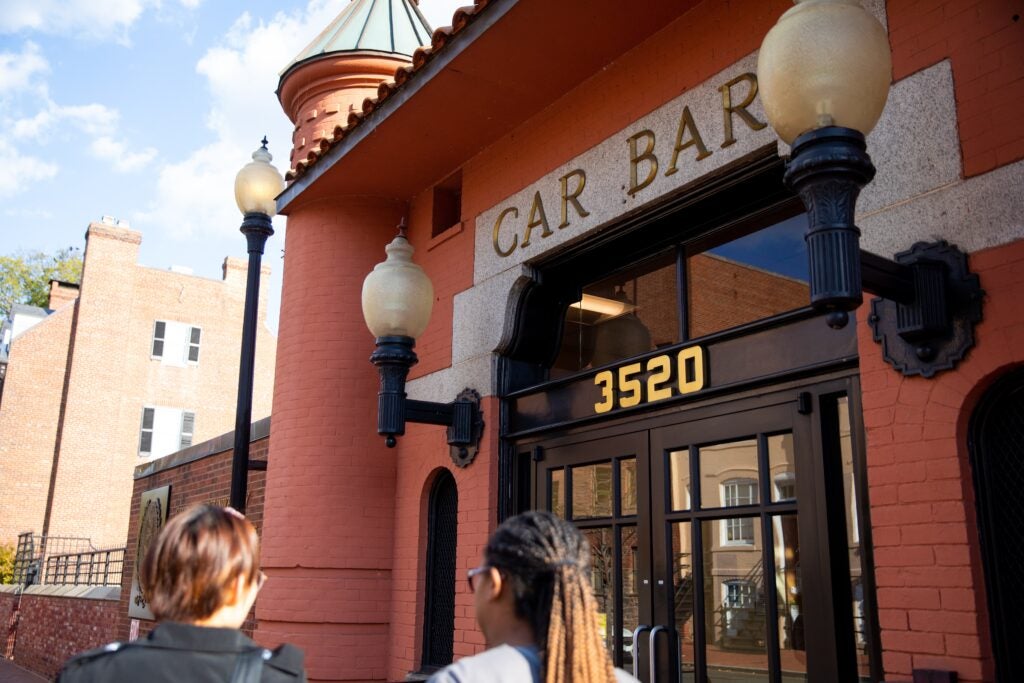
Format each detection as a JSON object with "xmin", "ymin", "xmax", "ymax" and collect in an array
[
  {"xmin": 150, "ymin": 320, "xmax": 202, "ymax": 366},
  {"xmin": 138, "ymin": 407, "xmax": 155, "ymax": 455},
  {"xmin": 139, "ymin": 406, "xmax": 197, "ymax": 458},
  {"xmin": 721, "ymin": 478, "xmax": 757, "ymax": 546}
]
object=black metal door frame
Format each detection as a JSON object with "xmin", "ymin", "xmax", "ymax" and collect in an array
[{"xmin": 518, "ymin": 372, "xmax": 877, "ymax": 682}]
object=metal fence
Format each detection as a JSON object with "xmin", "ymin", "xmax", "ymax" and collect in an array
[{"xmin": 11, "ymin": 532, "xmax": 125, "ymax": 587}]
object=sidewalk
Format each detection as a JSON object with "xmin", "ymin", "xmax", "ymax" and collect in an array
[{"xmin": 0, "ymin": 659, "xmax": 46, "ymax": 683}]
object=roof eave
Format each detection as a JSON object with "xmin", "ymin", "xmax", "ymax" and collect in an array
[{"xmin": 277, "ymin": 0, "xmax": 519, "ymax": 211}]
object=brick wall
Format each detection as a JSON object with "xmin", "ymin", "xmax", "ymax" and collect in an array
[
  {"xmin": 0, "ymin": 590, "xmax": 120, "ymax": 680},
  {"xmin": 858, "ymin": 237, "xmax": 1024, "ymax": 682},
  {"xmin": 0, "ymin": 221, "xmax": 276, "ymax": 550},
  {"xmin": 0, "ymin": 304, "xmax": 74, "ymax": 542},
  {"xmin": 888, "ymin": 0, "xmax": 1024, "ymax": 177},
  {"xmin": 116, "ymin": 426, "xmax": 268, "ymax": 643}
]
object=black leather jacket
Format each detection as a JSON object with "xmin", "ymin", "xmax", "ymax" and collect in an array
[{"xmin": 57, "ymin": 622, "xmax": 306, "ymax": 683}]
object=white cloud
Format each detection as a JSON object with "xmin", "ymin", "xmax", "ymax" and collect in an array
[
  {"xmin": 12, "ymin": 101, "xmax": 118, "ymax": 139},
  {"xmin": 0, "ymin": 42, "xmax": 49, "ymax": 95},
  {"xmin": 0, "ymin": 139, "xmax": 58, "ymax": 198},
  {"xmin": 141, "ymin": 0, "xmax": 349, "ymax": 240},
  {"xmin": 0, "ymin": 0, "xmax": 151, "ymax": 42},
  {"xmin": 90, "ymin": 136, "xmax": 158, "ymax": 172}
]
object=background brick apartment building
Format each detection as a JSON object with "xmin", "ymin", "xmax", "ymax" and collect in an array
[{"xmin": 0, "ymin": 218, "xmax": 277, "ymax": 549}]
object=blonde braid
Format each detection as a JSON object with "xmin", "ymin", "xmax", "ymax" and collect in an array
[{"xmin": 486, "ymin": 511, "xmax": 617, "ymax": 683}]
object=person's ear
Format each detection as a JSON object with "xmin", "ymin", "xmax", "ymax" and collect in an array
[
  {"xmin": 485, "ymin": 567, "xmax": 504, "ymax": 601},
  {"xmin": 225, "ymin": 574, "xmax": 247, "ymax": 607}
]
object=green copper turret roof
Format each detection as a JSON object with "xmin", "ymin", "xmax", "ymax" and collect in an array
[{"xmin": 283, "ymin": 0, "xmax": 432, "ymax": 74}]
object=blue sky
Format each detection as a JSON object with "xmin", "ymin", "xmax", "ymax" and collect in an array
[{"xmin": 0, "ymin": 0, "xmax": 466, "ymax": 333}]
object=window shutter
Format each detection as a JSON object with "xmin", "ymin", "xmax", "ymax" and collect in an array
[
  {"xmin": 152, "ymin": 321, "xmax": 166, "ymax": 358},
  {"xmin": 180, "ymin": 411, "xmax": 195, "ymax": 449},
  {"xmin": 139, "ymin": 408, "xmax": 155, "ymax": 454},
  {"xmin": 187, "ymin": 327, "xmax": 201, "ymax": 363}
]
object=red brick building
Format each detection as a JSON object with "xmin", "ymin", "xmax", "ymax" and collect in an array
[
  {"xmin": 0, "ymin": 218, "xmax": 277, "ymax": 549},
  {"xmin": 244, "ymin": 0, "xmax": 1023, "ymax": 681}
]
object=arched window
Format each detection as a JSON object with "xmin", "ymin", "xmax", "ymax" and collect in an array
[
  {"xmin": 969, "ymin": 366, "xmax": 1024, "ymax": 682},
  {"xmin": 421, "ymin": 470, "xmax": 458, "ymax": 671}
]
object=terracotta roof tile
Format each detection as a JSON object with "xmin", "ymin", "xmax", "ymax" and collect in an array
[{"xmin": 285, "ymin": 0, "xmax": 495, "ymax": 182}]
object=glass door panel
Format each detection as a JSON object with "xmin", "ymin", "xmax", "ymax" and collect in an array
[{"xmin": 533, "ymin": 432, "xmax": 650, "ymax": 670}]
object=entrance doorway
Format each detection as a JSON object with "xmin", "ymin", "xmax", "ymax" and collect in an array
[{"xmin": 522, "ymin": 377, "xmax": 873, "ymax": 682}]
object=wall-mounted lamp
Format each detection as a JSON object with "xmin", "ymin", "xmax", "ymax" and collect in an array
[
  {"xmin": 230, "ymin": 137, "xmax": 283, "ymax": 513},
  {"xmin": 361, "ymin": 221, "xmax": 484, "ymax": 466},
  {"xmin": 757, "ymin": 0, "xmax": 983, "ymax": 378}
]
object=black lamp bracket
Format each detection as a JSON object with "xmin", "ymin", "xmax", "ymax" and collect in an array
[
  {"xmin": 370, "ymin": 336, "xmax": 484, "ymax": 467},
  {"xmin": 864, "ymin": 241, "xmax": 984, "ymax": 378},
  {"xmin": 785, "ymin": 126, "xmax": 984, "ymax": 379}
]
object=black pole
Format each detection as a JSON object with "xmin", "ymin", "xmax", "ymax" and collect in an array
[{"xmin": 230, "ymin": 211, "xmax": 274, "ymax": 513}]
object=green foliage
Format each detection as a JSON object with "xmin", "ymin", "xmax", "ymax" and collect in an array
[
  {"xmin": 0, "ymin": 247, "xmax": 83, "ymax": 319},
  {"xmin": 0, "ymin": 542, "xmax": 14, "ymax": 584}
]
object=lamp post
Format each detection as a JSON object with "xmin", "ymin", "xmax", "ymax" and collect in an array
[
  {"xmin": 757, "ymin": 0, "xmax": 983, "ymax": 377},
  {"xmin": 230, "ymin": 137, "xmax": 284, "ymax": 513},
  {"xmin": 361, "ymin": 222, "xmax": 483, "ymax": 466}
]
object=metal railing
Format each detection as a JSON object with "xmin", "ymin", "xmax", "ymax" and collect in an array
[
  {"xmin": 11, "ymin": 532, "xmax": 124, "ymax": 587},
  {"xmin": 44, "ymin": 547, "xmax": 125, "ymax": 587}
]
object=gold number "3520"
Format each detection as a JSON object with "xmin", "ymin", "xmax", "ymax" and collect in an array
[{"xmin": 593, "ymin": 346, "xmax": 705, "ymax": 414}]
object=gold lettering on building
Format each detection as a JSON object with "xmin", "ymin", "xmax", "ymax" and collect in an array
[
  {"xmin": 492, "ymin": 206, "xmax": 519, "ymax": 257},
  {"xmin": 559, "ymin": 169, "xmax": 590, "ymax": 229},
  {"xmin": 627, "ymin": 129, "xmax": 658, "ymax": 195},
  {"xmin": 665, "ymin": 106, "xmax": 712, "ymax": 176},
  {"xmin": 592, "ymin": 346, "xmax": 706, "ymax": 414},
  {"xmin": 720, "ymin": 72, "xmax": 766, "ymax": 148},
  {"xmin": 521, "ymin": 191, "xmax": 552, "ymax": 248}
]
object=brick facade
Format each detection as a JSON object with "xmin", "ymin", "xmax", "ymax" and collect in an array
[
  {"xmin": 259, "ymin": 1, "xmax": 1023, "ymax": 681},
  {"xmin": 0, "ymin": 589, "xmax": 120, "ymax": 680},
  {"xmin": 0, "ymin": 221, "xmax": 276, "ymax": 549}
]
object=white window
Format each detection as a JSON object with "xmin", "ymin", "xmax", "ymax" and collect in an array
[
  {"xmin": 151, "ymin": 320, "xmax": 202, "ymax": 366},
  {"xmin": 774, "ymin": 473, "xmax": 797, "ymax": 502},
  {"xmin": 139, "ymin": 406, "xmax": 196, "ymax": 458},
  {"xmin": 722, "ymin": 478, "xmax": 757, "ymax": 545}
]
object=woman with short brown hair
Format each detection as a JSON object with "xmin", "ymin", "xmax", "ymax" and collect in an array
[{"xmin": 58, "ymin": 505, "xmax": 306, "ymax": 683}]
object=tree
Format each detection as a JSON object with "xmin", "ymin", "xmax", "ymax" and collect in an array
[{"xmin": 0, "ymin": 247, "xmax": 83, "ymax": 319}]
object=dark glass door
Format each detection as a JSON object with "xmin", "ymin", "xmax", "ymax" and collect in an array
[
  {"xmin": 533, "ymin": 431, "xmax": 652, "ymax": 676},
  {"xmin": 649, "ymin": 402, "xmax": 809, "ymax": 683},
  {"xmin": 528, "ymin": 380, "xmax": 874, "ymax": 682}
]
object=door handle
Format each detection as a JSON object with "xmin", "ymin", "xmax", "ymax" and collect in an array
[
  {"xmin": 631, "ymin": 625, "xmax": 651, "ymax": 679},
  {"xmin": 648, "ymin": 625, "xmax": 667, "ymax": 683}
]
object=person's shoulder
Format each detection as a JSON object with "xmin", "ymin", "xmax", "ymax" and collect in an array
[
  {"xmin": 264, "ymin": 642, "xmax": 306, "ymax": 679},
  {"xmin": 428, "ymin": 645, "xmax": 536, "ymax": 683},
  {"xmin": 614, "ymin": 668, "xmax": 642, "ymax": 683},
  {"xmin": 57, "ymin": 642, "xmax": 140, "ymax": 682}
]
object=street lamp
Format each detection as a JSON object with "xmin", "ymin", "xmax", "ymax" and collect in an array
[
  {"xmin": 757, "ymin": 0, "xmax": 983, "ymax": 378},
  {"xmin": 361, "ymin": 222, "xmax": 483, "ymax": 467},
  {"xmin": 230, "ymin": 137, "xmax": 284, "ymax": 512}
]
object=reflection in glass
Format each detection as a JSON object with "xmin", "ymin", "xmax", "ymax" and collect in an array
[
  {"xmin": 702, "ymin": 519, "xmax": 769, "ymax": 681},
  {"xmin": 583, "ymin": 528, "xmax": 617, "ymax": 663},
  {"xmin": 620, "ymin": 458, "xmax": 638, "ymax": 516},
  {"xmin": 550, "ymin": 469, "xmax": 565, "ymax": 518},
  {"xmin": 622, "ymin": 526, "xmax": 639, "ymax": 671},
  {"xmin": 769, "ymin": 433, "xmax": 797, "ymax": 502},
  {"xmin": 671, "ymin": 522, "xmax": 696, "ymax": 682},
  {"xmin": 669, "ymin": 449, "xmax": 691, "ymax": 511},
  {"xmin": 552, "ymin": 250, "xmax": 678, "ymax": 377},
  {"xmin": 572, "ymin": 462, "xmax": 613, "ymax": 519},
  {"xmin": 699, "ymin": 439, "xmax": 759, "ymax": 509},
  {"xmin": 688, "ymin": 213, "xmax": 810, "ymax": 338},
  {"xmin": 838, "ymin": 397, "xmax": 872, "ymax": 680},
  {"xmin": 773, "ymin": 515, "xmax": 807, "ymax": 680}
]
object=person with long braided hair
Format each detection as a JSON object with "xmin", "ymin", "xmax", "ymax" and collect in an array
[{"xmin": 429, "ymin": 510, "xmax": 639, "ymax": 683}]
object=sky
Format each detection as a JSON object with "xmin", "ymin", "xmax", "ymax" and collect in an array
[{"xmin": 0, "ymin": 0, "xmax": 467, "ymax": 333}]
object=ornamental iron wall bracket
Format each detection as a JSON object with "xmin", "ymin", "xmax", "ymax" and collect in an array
[
  {"xmin": 867, "ymin": 241, "xmax": 983, "ymax": 378},
  {"xmin": 370, "ymin": 335, "xmax": 484, "ymax": 465}
]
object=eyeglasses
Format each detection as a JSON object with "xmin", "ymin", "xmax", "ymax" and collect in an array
[
  {"xmin": 466, "ymin": 565, "xmax": 490, "ymax": 592},
  {"xmin": 255, "ymin": 570, "xmax": 267, "ymax": 591}
]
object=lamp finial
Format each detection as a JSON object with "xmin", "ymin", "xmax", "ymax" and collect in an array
[
  {"xmin": 397, "ymin": 217, "xmax": 408, "ymax": 239},
  {"xmin": 260, "ymin": 136, "xmax": 269, "ymax": 150}
]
